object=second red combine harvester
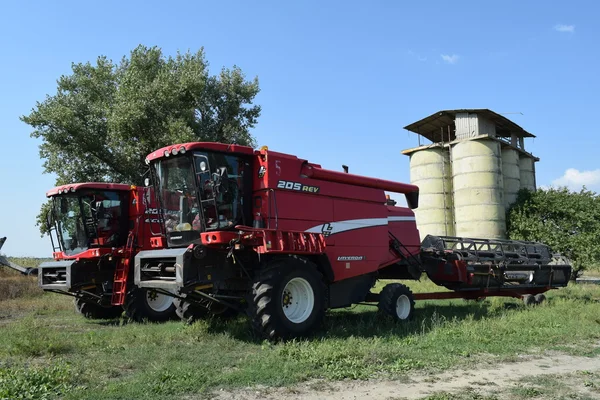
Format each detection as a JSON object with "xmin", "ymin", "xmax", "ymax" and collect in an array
[
  {"xmin": 38, "ymin": 183, "xmax": 176, "ymax": 321},
  {"xmin": 134, "ymin": 142, "xmax": 572, "ymax": 340}
]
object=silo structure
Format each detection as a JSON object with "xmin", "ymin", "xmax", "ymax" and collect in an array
[
  {"xmin": 501, "ymin": 148, "xmax": 521, "ymax": 209},
  {"xmin": 402, "ymin": 109, "xmax": 540, "ymax": 241},
  {"xmin": 519, "ymin": 156, "xmax": 536, "ymax": 191},
  {"xmin": 409, "ymin": 147, "xmax": 454, "ymax": 239},
  {"xmin": 451, "ymin": 139, "xmax": 506, "ymax": 239}
]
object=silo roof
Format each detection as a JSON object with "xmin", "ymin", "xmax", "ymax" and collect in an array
[{"xmin": 403, "ymin": 109, "xmax": 536, "ymax": 143}]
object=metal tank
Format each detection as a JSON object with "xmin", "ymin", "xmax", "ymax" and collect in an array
[
  {"xmin": 519, "ymin": 156, "xmax": 536, "ymax": 191},
  {"xmin": 501, "ymin": 148, "xmax": 521, "ymax": 209},
  {"xmin": 409, "ymin": 147, "xmax": 454, "ymax": 239},
  {"xmin": 451, "ymin": 139, "xmax": 506, "ymax": 239}
]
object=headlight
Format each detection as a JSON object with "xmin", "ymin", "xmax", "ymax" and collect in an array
[{"xmin": 164, "ymin": 150, "xmax": 170, "ymax": 157}]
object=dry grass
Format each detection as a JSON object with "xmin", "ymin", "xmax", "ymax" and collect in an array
[
  {"xmin": 0, "ymin": 275, "xmax": 42, "ymax": 301},
  {"xmin": 0, "ymin": 256, "xmax": 46, "ymax": 302}
]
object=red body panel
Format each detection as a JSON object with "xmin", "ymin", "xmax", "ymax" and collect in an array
[{"xmin": 250, "ymin": 147, "xmax": 421, "ymax": 282}]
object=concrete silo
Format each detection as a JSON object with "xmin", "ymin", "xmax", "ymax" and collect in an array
[
  {"xmin": 402, "ymin": 109, "xmax": 540, "ymax": 240},
  {"xmin": 451, "ymin": 139, "xmax": 505, "ymax": 239},
  {"xmin": 407, "ymin": 145, "xmax": 454, "ymax": 240},
  {"xmin": 519, "ymin": 156, "xmax": 536, "ymax": 191},
  {"xmin": 502, "ymin": 148, "xmax": 521, "ymax": 209}
]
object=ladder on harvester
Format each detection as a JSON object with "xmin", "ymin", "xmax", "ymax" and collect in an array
[{"xmin": 111, "ymin": 232, "xmax": 135, "ymax": 306}]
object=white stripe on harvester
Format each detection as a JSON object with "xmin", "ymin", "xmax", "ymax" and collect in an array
[{"xmin": 304, "ymin": 216, "xmax": 415, "ymax": 236}]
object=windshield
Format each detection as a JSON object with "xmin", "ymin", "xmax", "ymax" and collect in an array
[
  {"xmin": 51, "ymin": 190, "xmax": 128, "ymax": 256},
  {"xmin": 153, "ymin": 151, "xmax": 250, "ymax": 247}
]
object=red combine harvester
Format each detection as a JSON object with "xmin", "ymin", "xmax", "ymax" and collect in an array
[
  {"xmin": 38, "ymin": 183, "xmax": 176, "ymax": 321},
  {"xmin": 133, "ymin": 142, "xmax": 572, "ymax": 339}
]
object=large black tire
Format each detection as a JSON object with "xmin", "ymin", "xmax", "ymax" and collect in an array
[
  {"xmin": 248, "ymin": 258, "xmax": 327, "ymax": 340},
  {"xmin": 74, "ymin": 298, "xmax": 122, "ymax": 320},
  {"xmin": 124, "ymin": 287, "xmax": 177, "ymax": 322},
  {"xmin": 378, "ymin": 283, "xmax": 415, "ymax": 321}
]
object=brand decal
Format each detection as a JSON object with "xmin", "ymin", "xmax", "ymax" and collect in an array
[
  {"xmin": 337, "ymin": 256, "xmax": 365, "ymax": 261},
  {"xmin": 321, "ymin": 223, "xmax": 333, "ymax": 237},
  {"xmin": 305, "ymin": 216, "xmax": 416, "ymax": 237},
  {"xmin": 258, "ymin": 166, "xmax": 266, "ymax": 178},
  {"xmin": 143, "ymin": 208, "xmax": 180, "ymax": 223},
  {"xmin": 170, "ymin": 236, "xmax": 183, "ymax": 240},
  {"xmin": 276, "ymin": 180, "xmax": 320, "ymax": 193}
]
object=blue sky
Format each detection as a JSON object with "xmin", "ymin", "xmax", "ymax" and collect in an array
[{"xmin": 1, "ymin": 0, "xmax": 598, "ymax": 257}]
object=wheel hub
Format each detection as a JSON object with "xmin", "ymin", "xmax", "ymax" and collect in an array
[
  {"xmin": 282, "ymin": 291, "xmax": 293, "ymax": 307},
  {"xmin": 145, "ymin": 290, "xmax": 173, "ymax": 313},
  {"xmin": 395, "ymin": 294, "xmax": 411, "ymax": 320},
  {"xmin": 281, "ymin": 277, "xmax": 315, "ymax": 324}
]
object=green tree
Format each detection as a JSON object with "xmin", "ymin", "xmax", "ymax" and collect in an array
[
  {"xmin": 21, "ymin": 45, "xmax": 261, "ymax": 234},
  {"xmin": 506, "ymin": 186, "xmax": 600, "ymax": 279}
]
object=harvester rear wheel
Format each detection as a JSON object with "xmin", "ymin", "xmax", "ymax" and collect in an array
[
  {"xmin": 534, "ymin": 293, "xmax": 547, "ymax": 304},
  {"xmin": 124, "ymin": 288, "xmax": 177, "ymax": 322},
  {"xmin": 74, "ymin": 298, "xmax": 122, "ymax": 320},
  {"xmin": 378, "ymin": 283, "xmax": 415, "ymax": 321},
  {"xmin": 522, "ymin": 294, "xmax": 536, "ymax": 306},
  {"xmin": 248, "ymin": 258, "xmax": 326, "ymax": 340}
]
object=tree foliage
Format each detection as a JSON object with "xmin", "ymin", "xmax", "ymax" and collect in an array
[
  {"xmin": 22, "ymin": 45, "xmax": 261, "ymax": 235},
  {"xmin": 506, "ymin": 187, "xmax": 600, "ymax": 277}
]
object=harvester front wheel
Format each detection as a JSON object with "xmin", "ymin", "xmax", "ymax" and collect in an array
[
  {"xmin": 74, "ymin": 298, "xmax": 122, "ymax": 320},
  {"xmin": 174, "ymin": 298, "xmax": 208, "ymax": 324},
  {"xmin": 378, "ymin": 283, "xmax": 415, "ymax": 321},
  {"xmin": 174, "ymin": 297, "xmax": 238, "ymax": 323},
  {"xmin": 124, "ymin": 288, "xmax": 177, "ymax": 322},
  {"xmin": 249, "ymin": 259, "xmax": 326, "ymax": 340}
]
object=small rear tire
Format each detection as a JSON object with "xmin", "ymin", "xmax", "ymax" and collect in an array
[
  {"xmin": 522, "ymin": 294, "xmax": 536, "ymax": 306},
  {"xmin": 534, "ymin": 293, "xmax": 547, "ymax": 304},
  {"xmin": 378, "ymin": 283, "xmax": 415, "ymax": 321},
  {"xmin": 74, "ymin": 298, "xmax": 122, "ymax": 320}
]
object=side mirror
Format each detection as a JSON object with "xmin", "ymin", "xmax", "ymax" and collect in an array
[
  {"xmin": 45, "ymin": 209, "xmax": 53, "ymax": 232},
  {"xmin": 143, "ymin": 187, "xmax": 152, "ymax": 206}
]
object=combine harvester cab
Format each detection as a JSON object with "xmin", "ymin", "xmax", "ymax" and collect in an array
[
  {"xmin": 133, "ymin": 142, "xmax": 572, "ymax": 340},
  {"xmin": 38, "ymin": 183, "xmax": 176, "ymax": 321}
]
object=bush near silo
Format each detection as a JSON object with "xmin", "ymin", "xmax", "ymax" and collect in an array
[{"xmin": 506, "ymin": 187, "xmax": 600, "ymax": 280}]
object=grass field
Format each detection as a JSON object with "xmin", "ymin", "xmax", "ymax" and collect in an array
[{"xmin": 1, "ymin": 269, "xmax": 600, "ymax": 400}]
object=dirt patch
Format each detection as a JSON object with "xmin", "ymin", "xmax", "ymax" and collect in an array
[{"xmin": 209, "ymin": 349, "xmax": 600, "ymax": 400}]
